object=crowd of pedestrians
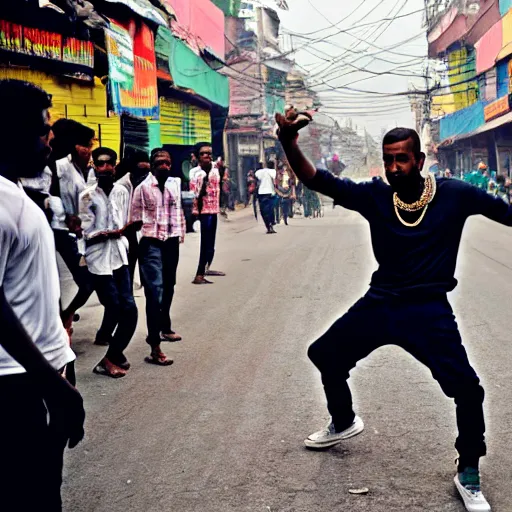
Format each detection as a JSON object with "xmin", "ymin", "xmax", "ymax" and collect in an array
[
  {"xmin": 19, "ymin": 102, "xmax": 228, "ymax": 378},
  {"xmin": 247, "ymin": 160, "xmax": 323, "ymax": 233}
]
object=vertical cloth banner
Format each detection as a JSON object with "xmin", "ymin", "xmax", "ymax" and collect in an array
[
  {"xmin": 105, "ymin": 22, "xmax": 134, "ymax": 89},
  {"xmin": 108, "ymin": 19, "xmax": 159, "ymax": 120}
]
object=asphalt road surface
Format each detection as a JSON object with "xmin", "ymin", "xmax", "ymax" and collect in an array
[{"xmin": 61, "ymin": 200, "xmax": 512, "ymax": 512}]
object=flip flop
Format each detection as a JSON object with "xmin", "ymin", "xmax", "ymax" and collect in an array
[
  {"xmin": 161, "ymin": 332, "xmax": 183, "ymax": 342},
  {"xmin": 145, "ymin": 349, "xmax": 174, "ymax": 366},
  {"xmin": 205, "ymin": 270, "xmax": 226, "ymax": 277},
  {"xmin": 93, "ymin": 358, "xmax": 127, "ymax": 378}
]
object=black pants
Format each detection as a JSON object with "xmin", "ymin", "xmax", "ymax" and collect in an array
[
  {"xmin": 54, "ymin": 230, "xmax": 94, "ymax": 310},
  {"xmin": 0, "ymin": 373, "xmax": 67, "ymax": 511},
  {"xmin": 139, "ymin": 237, "xmax": 180, "ymax": 346},
  {"xmin": 124, "ymin": 228, "xmax": 139, "ymax": 289},
  {"xmin": 196, "ymin": 214, "xmax": 218, "ymax": 276},
  {"xmin": 93, "ymin": 265, "xmax": 138, "ymax": 365},
  {"xmin": 308, "ymin": 294, "xmax": 486, "ymax": 463},
  {"xmin": 258, "ymin": 194, "xmax": 274, "ymax": 230}
]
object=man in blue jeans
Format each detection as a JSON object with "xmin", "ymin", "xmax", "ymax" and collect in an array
[{"xmin": 131, "ymin": 149, "xmax": 185, "ymax": 365}]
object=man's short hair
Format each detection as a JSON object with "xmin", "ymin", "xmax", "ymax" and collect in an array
[
  {"xmin": 267, "ymin": 160, "xmax": 275, "ymax": 169},
  {"xmin": 150, "ymin": 147, "xmax": 170, "ymax": 164},
  {"xmin": 92, "ymin": 147, "xmax": 117, "ymax": 164},
  {"xmin": 0, "ymin": 80, "xmax": 52, "ymax": 150},
  {"xmin": 193, "ymin": 142, "xmax": 212, "ymax": 158},
  {"xmin": 382, "ymin": 127, "xmax": 422, "ymax": 158}
]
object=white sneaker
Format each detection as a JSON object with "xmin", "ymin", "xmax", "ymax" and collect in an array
[
  {"xmin": 454, "ymin": 474, "xmax": 491, "ymax": 512},
  {"xmin": 304, "ymin": 416, "xmax": 364, "ymax": 449}
]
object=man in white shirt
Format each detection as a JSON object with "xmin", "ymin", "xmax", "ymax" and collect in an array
[
  {"xmin": 50, "ymin": 120, "xmax": 97, "ymax": 331},
  {"xmin": 79, "ymin": 147, "xmax": 138, "ymax": 378},
  {"xmin": 256, "ymin": 161, "xmax": 278, "ymax": 234},
  {"xmin": 0, "ymin": 79, "xmax": 85, "ymax": 511},
  {"xmin": 111, "ymin": 150, "xmax": 150, "ymax": 288}
]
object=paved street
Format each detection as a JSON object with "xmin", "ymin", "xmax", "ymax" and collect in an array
[{"xmin": 61, "ymin": 200, "xmax": 512, "ymax": 512}]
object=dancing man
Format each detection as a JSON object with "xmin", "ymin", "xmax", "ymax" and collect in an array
[{"xmin": 275, "ymin": 107, "xmax": 508, "ymax": 512}]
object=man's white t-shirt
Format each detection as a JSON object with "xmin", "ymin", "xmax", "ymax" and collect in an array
[
  {"xmin": 0, "ymin": 176, "xmax": 75, "ymax": 376},
  {"xmin": 255, "ymin": 168, "xmax": 277, "ymax": 195}
]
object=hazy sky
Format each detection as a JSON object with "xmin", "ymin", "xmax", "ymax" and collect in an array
[{"xmin": 261, "ymin": 0, "xmax": 428, "ymax": 137}]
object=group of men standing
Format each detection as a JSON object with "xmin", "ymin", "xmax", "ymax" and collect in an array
[
  {"xmin": 247, "ymin": 162, "xmax": 296, "ymax": 233},
  {"xmin": 22, "ymin": 118, "xmax": 226, "ymax": 378}
]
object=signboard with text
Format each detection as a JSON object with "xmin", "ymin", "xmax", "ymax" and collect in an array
[
  {"xmin": 0, "ymin": 20, "xmax": 93, "ymax": 76},
  {"xmin": 484, "ymin": 95, "xmax": 510, "ymax": 122}
]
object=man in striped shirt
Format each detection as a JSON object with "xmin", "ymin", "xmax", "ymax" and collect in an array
[{"xmin": 131, "ymin": 149, "xmax": 185, "ymax": 366}]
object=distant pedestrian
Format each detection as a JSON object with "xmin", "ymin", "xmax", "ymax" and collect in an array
[
  {"xmin": 0, "ymin": 79, "xmax": 85, "ymax": 512},
  {"xmin": 131, "ymin": 149, "xmax": 183, "ymax": 365},
  {"xmin": 275, "ymin": 168, "xmax": 293, "ymax": 225},
  {"xmin": 190, "ymin": 144, "xmax": 226, "ymax": 284},
  {"xmin": 217, "ymin": 156, "xmax": 231, "ymax": 219},
  {"xmin": 246, "ymin": 169, "xmax": 258, "ymax": 219},
  {"xmin": 256, "ymin": 161, "xmax": 277, "ymax": 234}
]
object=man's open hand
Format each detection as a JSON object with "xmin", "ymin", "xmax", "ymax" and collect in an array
[{"xmin": 275, "ymin": 106, "xmax": 313, "ymax": 143}]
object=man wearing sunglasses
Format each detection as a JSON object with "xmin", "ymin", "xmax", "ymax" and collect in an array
[
  {"xmin": 190, "ymin": 144, "xmax": 226, "ymax": 285},
  {"xmin": 273, "ymin": 106, "xmax": 512, "ymax": 512},
  {"xmin": 79, "ymin": 147, "xmax": 137, "ymax": 378}
]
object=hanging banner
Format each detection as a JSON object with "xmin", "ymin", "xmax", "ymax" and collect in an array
[
  {"xmin": 0, "ymin": 20, "xmax": 93, "ymax": 77},
  {"xmin": 155, "ymin": 26, "xmax": 173, "ymax": 81},
  {"xmin": 109, "ymin": 20, "xmax": 159, "ymax": 120},
  {"xmin": 105, "ymin": 23, "xmax": 134, "ymax": 89}
]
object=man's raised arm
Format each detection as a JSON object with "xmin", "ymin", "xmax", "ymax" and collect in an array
[
  {"xmin": 275, "ymin": 108, "xmax": 373, "ymax": 214},
  {"xmin": 275, "ymin": 109, "xmax": 316, "ymax": 183}
]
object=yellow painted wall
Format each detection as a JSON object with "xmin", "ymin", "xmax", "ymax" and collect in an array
[
  {"xmin": 0, "ymin": 68, "xmax": 121, "ymax": 152},
  {"xmin": 431, "ymin": 93, "xmax": 457, "ymax": 117}
]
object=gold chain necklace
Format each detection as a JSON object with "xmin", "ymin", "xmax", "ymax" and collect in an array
[
  {"xmin": 394, "ymin": 203, "xmax": 429, "ymax": 227},
  {"xmin": 393, "ymin": 174, "xmax": 436, "ymax": 228}
]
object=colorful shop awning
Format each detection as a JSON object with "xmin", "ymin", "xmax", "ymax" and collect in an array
[{"xmin": 156, "ymin": 28, "xmax": 229, "ymax": 108}]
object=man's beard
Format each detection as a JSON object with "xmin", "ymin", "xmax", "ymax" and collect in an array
[
  {"xmin": 97, "ymin": 174, "xmax": 114, "ymax": 189},
  {"xmin": 385, "ymin": 168, "xmax": 422, "ymax": 195},
  {"xmin": 20, "ymin": 144, "xmax": 52, "ymax": 178}
]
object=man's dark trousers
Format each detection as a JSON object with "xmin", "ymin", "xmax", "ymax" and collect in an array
[
  {"xmin": 307, "ymin": 293, "xmax": 486, "ymax": 464},
  {"xmin": 93, "ymin": 265, "xmax": 138, "ymax": 364}
]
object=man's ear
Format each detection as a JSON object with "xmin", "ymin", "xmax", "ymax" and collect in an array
[{"xmin": 418, "ymin": 152, "xmax": 426, "ymax": 171}]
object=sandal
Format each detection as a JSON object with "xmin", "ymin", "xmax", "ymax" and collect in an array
[
  {"xmin": 93, "ymin": 358, "xmax": 127, "ymax": 378},
  {"xmin": 145, "ymin": 347, "xmax": 174, "ymax": 366},
  {"xmin": 205, "ymin": 270, "xmax": 226, "ymax": 277},
  {"xmin": 161, "ymin": 332, "xmax": 182, "ymax": 342},
  {"xmin": 192, "ymin": 276, "xmax": 213, "ymax": 285}
]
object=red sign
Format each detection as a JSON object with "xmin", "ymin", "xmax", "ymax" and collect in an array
[{"xmin": 111, "ymin": 19, "xmax": 159, "ymax": 119}]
